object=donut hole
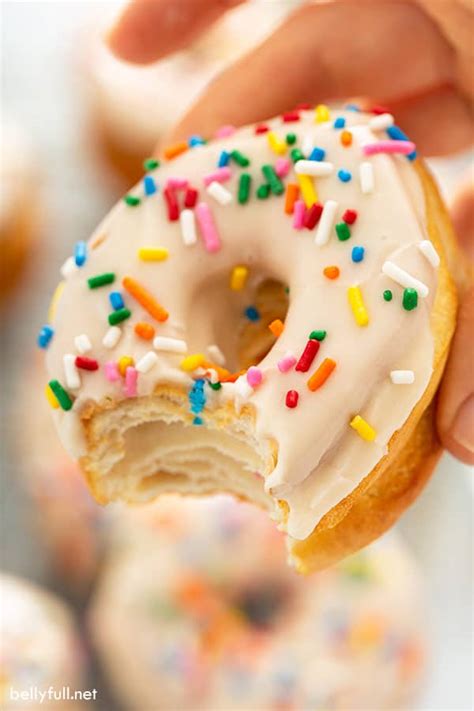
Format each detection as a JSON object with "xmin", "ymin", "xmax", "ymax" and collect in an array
[{"xmin": 231, "ymin": 579, "xmax": 293, "ymax": 631}]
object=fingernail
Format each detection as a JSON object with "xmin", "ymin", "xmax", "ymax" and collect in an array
[{"xmin": 451, "ymin": 394, "xmax": 474, "ymax": 454}]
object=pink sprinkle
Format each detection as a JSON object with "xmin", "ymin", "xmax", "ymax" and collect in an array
[
  {"xmin": 362, "ymin": 140, "xmax": 416, "ymax": 156},
  {"xmin": 292, "ymin": 200, "xmax": 306, "ymax": 230},
  {"xmin": 104, "ymin": 361, "xmax": 120, "ymax": 382},
  {"xmin": 124, "ymin": 366, "xmax": 138, "ymax": 397},
  {"xmin": 166, "ymin": 177, "xmax": 188, "ymax": 190},
  {"xmin": 275, "ymin": 158, "xmax": 290, "ymax": 178},
  {"xmin": 203, "ymin": 167, "xmax": 232, "ymax": 186},
  {"xmin": 277, "ymin": 354, "xmax": 297, "ymax": 373},
  {"xmin": 246, "ymin": 366, "xmax": 263, "ymax": 388},
  {"xmin": 195, "ymin": 202, "xmax": 221, "ymax": 253},
  {"xmin": 215, "ymin": 125, "xmax": 236, "ymax": 138}
]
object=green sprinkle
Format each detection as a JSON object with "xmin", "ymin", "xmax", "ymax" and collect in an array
[
  {"xmin": 256, "ymin": 184, "xmax": 270, "ymax": 199},
  {"xmin": 286, "ymin": 133, "xmax": 297, "ymax": 145},
  {"xmin": 209, "ymin": 382, "xmax": 222, "ymax": 391},
  {"xmin": 143, "ymin": 158, "xmax": 160, "ymax": 171},
  {"xmin": 123, "ymin": 194, "xmax": 141, "ymax": 207},
  {"xmin": 231, "ymin": 150, "xmax": 250, "ymax": 167},
  {"xmin": 402, "ymin": 288, "xmax": 418, "ymax": 311},
  {"xmin": 335, "ymin": 222, "xmax": 351, "ymax": 241},
  {"xmin": 383, "ymin": 290, "xmax": 393, "ymax": 302},
  {"xmin": 238, "ymin": 173, "xmax": 252, "ymax": 204},
  {"xmin": 290, "ymin": 148, "xmax": 304, "ymax": 163},
  {"xmin": 108, "ymin": 308, "xmax": 131, "ymax": 325},
  {"xmin": 284, "ymin": 286, "xmax": 290, "ymax": 294},
  {"xmin": 87, "ymin": 272, "xmax": 115, "ymax": 289},
  {"xmin": 48, "ymin": 380, "xmax": 73, "ymax": 411},
  {"xmin": 261, "ymin": 164, "xmax": 284, "ymax": 195},
  {"xmin": 309, "ymin": 330, "xmax": 327, "ymax": 341}
]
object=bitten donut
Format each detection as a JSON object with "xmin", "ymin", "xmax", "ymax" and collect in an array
[
  {"xmin": 40, "ymin": 105, "xmax": 458, "ymax": 572},
  {"xmin": 90, "ymin": 497, "xmax": 426, "ymax": 711}
]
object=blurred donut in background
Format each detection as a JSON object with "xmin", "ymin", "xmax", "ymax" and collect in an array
[
  {"xmin": 90, "ymin": 497, "xmax": 427, "ymax": 711},
  {"xmin": 0, "ymin": 574, "xmax": 87, "ymax": 710}
]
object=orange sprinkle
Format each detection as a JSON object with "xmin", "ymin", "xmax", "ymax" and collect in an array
[
  {"xmin": 134, "ymin": 322, "xmax": 155, "ymax": 340},
  {"xmin": 284, "ymin": 183, "xmax": 300, "ymax": 215},
  {"xmin": 341, "ymin": 130, "xmax": 353, "ymax": 146},
  {"xmin": 163, "ymin": 141, "xmax": 188, "ymax": 160},
  {"xmin": 323, "ymin": 266, "xmax": 340, "ymax": 280},
  {"xmin": 307, "ymin": 357, "xmax": 336, "ymax": 392},
  {"xmin": 220, "ymin": 369, "xmax": 246, "ymax": 383},
  {"xmin": 268, "ymin": 319, "xmax": 284, "ymax": 337},
  {"xmin": 122, "ymin": 276, "xmax": 169, "ymax": 322},
  {"xmin": 201, "ymin": 360, "xmax": 232, "ymax": 381}
]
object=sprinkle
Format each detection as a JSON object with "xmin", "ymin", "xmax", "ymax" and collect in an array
[
  {"xmin": 275, "ymin": 157, "xmax": 291, "ymax": 178},
  {"xmin": 282, "ymin": 110, "xmax": 300, "ymax": 122},
  {"xmin": 369, "ymin": 113, "xmax": 394, "ymax": 131},
  {"xmin": 418, "ymin": 240, "xmax": 440, "ymax": 268},
  {"xmin": 338, "ymin": 169, "xmax": 352, "ymax": 183},
  {"xmin": 262, "ymin": 165, "xmax": 284, "ymax": 195},
  {"xmin": 286, "ymin": 133, "xmax": 297, "ymax": 145},
  {"xmin": 108, "ymin": 308, "xmax": 131, "ymax": 326},
  {"xmin": 307, "ymin": 357, "xmax": 336, "ymax": 391},
  {"xmin": 118, "ymin": 356, "xmax": 134, "ymax": 377},
  {"xmin": 209, "ymin": 381, "xmax": 222, "ymax": 390},
  {"xmin": 315, "ymin": 200, "xmax": 338, "ymax": 246},
  {"xmin": 285, "ymin": 390, "xmax": 299, "ymax": 408},
  {"xmin": 292, "ymin": 200, "xmax": 306, "ymax": 229},
  {"xmin": 390, "ymin": 370, "xmax": 415, "ymax": 385},
  {"xmin": 63, "ymin": 354, "xmax": 81, "ymax": 389},
  {"xmin": 383, "ymin": 290, "xmax": 393, "ymax": 302},
  {"xmin": 323, "ymin": 266, "xmax": 340, "ymax": 280},
  {"xmin": 123, "ymin": 276, "xmax": 169, "ymax": 321},
  {"xmin": 206, "ymin": 181, "xmax": 232, "ymax": 206},
  {"xmin": 277, "ymin": 353, "xmax": 297, "ymax": 372},
  {"xmin": 60, "ymin": 257, "xmax": 78, "ymax": 278},
  {"xmin": 257, "ymin": 184, "xmax": 270, "ymax": 199},
  {"xmin": 285, "ymin": 184, "xmax": 299, "ymax": 214},
  {"xmin": 181, "ymin": 353, "xmax": 206, "ymax": 371},
  {"xmin": 184, "ymin": 187, "xmax": 198, "ymax": 208},
  {"xmin": 309, "ymin": 330, "xmax": 326, "ymax": 341},
  {"xmin": 218, "ymin": 151, "xmax": 230, "ymax": 167},
  {"xmin": 362, "ymin": 140, "xmax": 416, "ymax": 156},
  {"xmin": 382, "ymin": 261, "xmax": 429, "ymax": 297},
  {"xmin": 109, "ymin": 291, "xmax": 124, "ymax": 310},
  {"xmin": 267, "ymin": 131, "xmax": 287, "ymax": 155},
  {"xmin": 163, "ymin": 141, "xmax": 188, "ymax": 160},
  {"xmin": 124, "ymin": 366, "xmax": 138, "ymax": 397},
  {"xmin": 343, "ymin": 209, "xmax": 358, "ymax": 224},
  {"xmin": 48, "ymin": 281, "xmax": 65, "ymax": 322},
  {"xmin": 74, "ymin": 241, "xmax": 87, "ymax": 267},
  {"xmin": 136, "ymin": 351, "xmax": 159, "ymax": 373},
  {"xmin": 104, "ymin": 361, "xmax": 120, "ymax": 382},
  {"xmin": 102, "ymin": 326, "xmax": 122, "ymax": 349},
  {"xmin": 341, "ymin": 130, "xmax": 353, "ymax": 146},
  {"xmin": 166, "ymin": 178, "xmax": 188, "ymax": 190},
  {"xmin": 188, "ymin": 135, "xmax": 205, "ymax": 147},
  {"xmin": 138, "ymin": 247, "xmax": 169, "ymax": 261},
  {"xmin": 216, "ymin": 125, "xmax": 236, "ymax": 138},
  {"xmin": 48, "ymin": 380, "xmax": 73, "ymax": 411},
  {"xmin": 402, "ymin": 288, "xmax": 418, "ymax": 311},
  {"xmin": 193, "ymin": 416, "xmax": 203, "ymax": 425},
  {"xmin": 333, "ymin": 117, "xmax": 346, "ymax": 129},
  {"xmin": 294, "ymin": 160, "xmax": 333, "ymax": 177},
  {"xmin": 123, "ymin": 194, "xmax": 140, "ymax": 207},
  {"xmin": 244, "ymin": 306, "xmax": 260, "ymax": 322},
  {"xmin": 246, "ymin": 366, "xmax": 263, "ymax": 388},
  {"xmin": 269, "ymin": 319, "xmax": 284, "ymax": 337},
  {"xmin": 180, "ymin": 208, "xmax": 197, "ymax": 246},
  {"xmin": 304, "ymin": 202, "xmax": 323, "ymax": 229},
  {"xmin": 144, "ymin": 175, "xmax": 157, "ymax": 196},
  {"xmin": 238, "ymin": 173, "xmax": 251, "ymax": 204},
  {"xmin": 350, "ymin": 415, "xmax": 376, "ymax": 441},
  {"xmin": 298, "ymin": 174, "xmax": 318, "ymax": 208},
  {"xmin": 189, "ymin": 379, "xmax": 206, "ymax": 414},
  {"xmin": 336, "ymin": 222, "xmax": 351, "ymax": 241},
  {"xmin": 88, "ymin": 272, "xmax": 115, "ymax": 289},
  {"xmin": 154, "ymin": 336, "xmax": 187, "ymax": 354},
  {"xmin": 345, "ymin": 103, "xmax": 360, "ymax": 112},
  {"xmin": 230, "ymin": 265, "xmax": 248, "ymax": 291},
  {"xmin": 143, "ymin": 157, "xmax": 159, "ymax": 170},
  {"xmin": 348, "ymin": 286, "xmax": 369, "ymax": 326},
  {"xmin": 45, "ymin": 383, "xmax": 59, "ymax": 409},
  {"xmin": 195, "ymin": 202, "xmax": 221, "ymax": 252},
  {"xmin": 75, "ymin": 356, "xmax": 99, "ymax": 371},
  {"xmin": 203, "ymin": 167, "xmax": 232, "ymax": 186},
  {"xmin": 315, "ymin": 104, "xmax": 330, "ymax": 123},
  {"xmin": 371, "ymin": 104, "xmax": 390, "ymax": 115},
  {"xmin": 359, "ymin": 162, "xmax": 374, "ymax": 194},
  {"xmin": 387, "ymin": 125, "xmax": 417, "ymax": 159},
  {"xmin": 296, "ymin": 339, "xmax": 320, "ymax": 372},
  {"xmin": 255, "ymin": 124, "xmax": 269, "ymax": 134},
  {"xmin": 207, "ymin": 344, "xmax": 226, "ymax": 365},
  {"xmin": 352, "ymin": 246, "xmax": 365, "ymax": 262},
  {"xmin": 230, "ymin": 150, "xmax": 250, "ymax": 167},
  {"xmin": 37, "ymin": 325, "xmax": 54, "ymax": 349},
  {"xmin": 164, "ymin": 187, "xmax": 179, "ymax": 221},
  {"xmin": 309, "ymin": 147, "xmax": 325, "ymax": 161},
  {"xmin": 290, "ymin": 147, "xmax": 305, "ymax": 163},
  {"xmin": 74, "ymin": 334, "xmax": 92, "ymax": 354},
  {"xmin": 134, "ymin": 322, "xmax": 155, "ymax": 340}
]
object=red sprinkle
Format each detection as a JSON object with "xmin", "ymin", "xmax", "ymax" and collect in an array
[
  {"xmin": 295, "ymin": 103, "xmax": 312, "ymax": 110},
  {"xmin": 282, "ymin": 111, "xmax": 300, "ymax": 123},
  {"xmin": 286, "ymin": 390, "xmax": 299, "ymax": 408},
  {"xmin": 164, "ymin": 187, "xmax": 179, "ymax": 221},
  {"xmin": 304, "ymin": 203, "xmax": 323, "ymax": 230},
  {"xmin": 255, "ymin": 124, "xmax": 270, "ymax": 134},
  {"xmin": 184, "ymin": 187, "xmax": 198, "ymax": 208},
  {"xmin": 343, "ymin": 209, "xmax": 358, "ymax": 225},
  {"xmin": 75, "ymin": 356, "xmax": 99, "ymax": 371},
  {"xmin": 295, "ymin": 339, "xmax": 320, "ymax": 372},
  {"xmin": 370, "ymin": 104, "xmax": 390, "ymax": 115}
]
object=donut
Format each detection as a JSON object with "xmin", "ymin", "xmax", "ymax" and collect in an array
[
  {"xmin": 0, "ymin": 574, "xmax": 87, "ymax": 710},
  {"xmin": 89, "ymin": 497, "xmax": 426, "ymax": 711},
  {"xmin": 39, "ymin": 105, "xmax": 458, "ymax": 572}
]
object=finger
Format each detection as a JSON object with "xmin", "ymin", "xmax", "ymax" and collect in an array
[
  {"xmin": 107, "ymin": 0, "xmax": 244, "ymax": 64},
  {"xmin": 450, "ymin": 179, "xmax": 474, "ymax": 260}
]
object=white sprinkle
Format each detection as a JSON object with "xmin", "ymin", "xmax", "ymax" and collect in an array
[
  {"xmin": 206, "ymin": 181, "xmax": 233, "ymax": 205},
  {"xmin": 360, "ymin": 162, "xmax": 374, "ymax": 194},
  {"xmin": 294, "ymin": 160, "xmax": 334, "ymax": 177},
  {"xmin": 207, "ymin": 344, "xmax": 226, "ymax": 366},
  {"xmin": 382, "ymin": 261, "xmax": 429, "ymax": 297},
  {"xmin": 234, "ymin": 375, "xmax": 254, "ymax": 400},
  {"xmin": 315, "ymin": 200, "xmax": 338, "ymax": 246},
  {"xmin": 390, "ymin": 370, "xmax": 415, "ymax": 385},
  {"xmin": 102, "ymin": 326, "xmax": 122, "ymax": 349},
  {"xmin": 63, "ymin": 354, "xmax": 81, "ymax": 390},
  {"xmin": 74, "ymin": 334, "xmax": 92, "ymax": 354},
  {"xmin": 418, "ymin": 240, "xmax": 440, "ymax": 268},
  {"xmin": 179, "ymin": 208, "xmax": 197, "ymax": 246},
  {"xmin": 136, "ymin": 351, "xmax": 159, "ymax": 373},
  {"xmin": 301, "ymin": 133, "xmax": 314, "ymax": 156},
  {"xmin": 60, "ymin": 256, "xmax": 78, "ymax": 279},
  {"xmin": 153, "ymin": 336, "xmax": 187, "ymax": 354},
  {"xmin": 368, "ymin": 113, "xmax": 394, "ymax": 131}
]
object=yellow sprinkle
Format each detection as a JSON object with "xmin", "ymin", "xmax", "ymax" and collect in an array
[
  {"xmin": 348, "ymin": 286, "xmax": 369, "ymax": 327},
  {"xmin": 138, "ymin": 247, "xmax": 169, "ymax": 261},
  {"xmin": 230, "ymin": 265, "xmax": 248, "ymax": 291},
  {"xmin": 297, "ymin": 174, "xmax": 318, "ymax": 208},
  {"xmin": 180, "ymin": 353, "xmax": 206, "ymax": 372},
  {"xmin": 118, "ymin": 356, "xmax": 134, "ymax": 377},
  {"xmin": 315, "ymin": 104, "xmax": 331, "ymax": 123},
  {"xmin": 267, "ymin": 131, "xmax": 287, "ymax": 155},
  {"xmin": 45, "ymin": 383, "xmax": 59, "ymax": 409},
  {"xmin": 47, "ymin": 281, "xmax": 65, "ymax": 323},
  {"xmin": 350, "ymin": 415, "xmax": 377, "ymax": 442}
]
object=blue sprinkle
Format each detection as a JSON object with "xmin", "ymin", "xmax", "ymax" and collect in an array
[
  {"xmin": 109, "ymin": 291, "xmax": 125, "ymax": 310},
  {"xmin": 338, "ymin": 169, "xmax": 352, "ymax": 183},
  {"xmin": 218, "ymin": 150, "xmax": 230, "ymax": 167},
  {"xmin": 37, "ymin": 325, "xmax": 54, "ymax": 349},
  {"xmin": 74, "ymin": 241, "xmax": 87, "ymax": 267},
  {"xmin": 309, "ymin": 146, "xmax": 325, "ymax": 162},
  {"xmin": 193, "ymin": 416, "xmax": 203, "ymax": 425},
  {"xmin": 345, "ymin": 103, "xmax": 360, "ymax": 112},
  {"xmin": 188, "ymin": 135, "xmax": 205, "ymax": 147},
  {"xmin": 143, "ymin": 175, "xmax": 158, "ymax": 196},
  {"xmin": 351, "ymin": 246, "xmax": 365, "ymax": 263},
  {"xmin": 244, "ymin": 306, "xmax": 260, "ymax": 322},
  {"xmin": 333, "ymin": 117, "xmax": 346, "ymax": 129},
  {"xmin": 386, "ymin": 125, "xmax": 417, "ymax": 161},
  {"xmin": 189, "ymin": 379, "xmax": 206, "ymax": 417}
]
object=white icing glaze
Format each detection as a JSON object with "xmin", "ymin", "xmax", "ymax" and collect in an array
[{"xmin": 44, "ymin": 108, "xmax": 438, "ymax": 541}]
